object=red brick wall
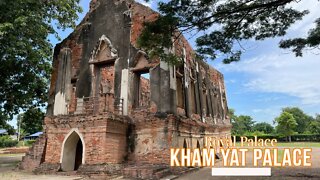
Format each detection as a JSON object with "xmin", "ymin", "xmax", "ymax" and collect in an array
[
  {"xmin": 130, "ymin": 2, "xmax": 158, "ymax": 47},
  {"xmin": 44, "ymin": 116, "xmax": 128, "ymax": 165},
  {"xmin": 129, "ymin": 114, "xmax": 232, "ymax": 165}
]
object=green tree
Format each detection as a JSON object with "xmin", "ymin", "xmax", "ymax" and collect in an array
[
  {"xmin": 275, "ymin": 112, "xmax": 297, "ymax": 142},
  {"xmin": 139, "ymin": 0, "xmax": 317, "ymax": 64},
  {"xmin": 229, "ymin": 109, "xmax": 238, "ymax": 135},
  {"xmin": 0, "ymin": 123, "xmax": 15, "ymax": 135},
  {"xmin": 0, "ymin": 113, "xmax": 15, "ymax": 135},
  {"xmin": 0, "ymin": 0, "xmax": 82, "ymax": 117},
  {"xmin": 232, "ymin": 114, "xmax": 255, "ymax": 136},
  {"xmin": 315, "ymin": 114, "xmax": 320, "ymax": 121},
  {"xmin": 18, "ymin": 108, "xmax": 44, "ymax": 135},
  {"xmin": 307, "ymin": 121, "xmax": 320, "ymax": 134},
  {"xmin": 305, "ymin": 114, "xmax": 320, "ymax": 134},
  {"xmin": 228, "ymin": 109, "xmax": 237, "ymax": 123},
  {"xmin": 238, "ymin": 115, "xmax": 255, "ymax": 132},
  {"xmin": 253, "ymin": 122, "xmax": 274, "ymax": 134},
  {"xmin": 282, "ymin": 107, "xmax": 313, "ymax": 134}
]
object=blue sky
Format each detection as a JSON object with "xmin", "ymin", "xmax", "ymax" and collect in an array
[
  {"xmin": 9, "ymin": 0, "xmax": 320, "ymax": 128},
  {"xmin": 139, "ymin": 0, "xmax": 320, "ymax": 124},
  {"xmin": 211, "ymin": 0, "xmax": 320, "ymax": 124}
]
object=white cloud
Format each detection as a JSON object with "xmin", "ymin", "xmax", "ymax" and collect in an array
[
  {"xmin": 252, "ymin": 108, "xmax": 278, "ymax": 116},
  {"xmin": 218, "ymin": 52, "xmax": 320, "ymax": 105},
  {"xmin": 254, "ymin": 96, "xmax": 283, "ymax": 103},
  {"xmin": 215, "ymin": 0, "xmax": 320, "ymax": 106},
  {"xmin": 288, "ymin": 0, "xmax": 320, "ymax": 36},
  {"xmin": 136, "ymin": 0, "xmax": 152, "ymax": 7},
  {"xmin": 225, "ymin": 79, "xmax": 237, "ymax": 84}
]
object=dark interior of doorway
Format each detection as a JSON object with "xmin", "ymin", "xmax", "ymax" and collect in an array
[{"xmin": 74, "ymin": 139, "xmax": 83, "ymax": 170}]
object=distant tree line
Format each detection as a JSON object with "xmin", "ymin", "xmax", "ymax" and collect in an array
[
  {"xmin": 230, "ymin": 107, "xmax": 320, "ymax": 142},
  {"xmin": 0, "ymin": 108, "xmax": 44, "ymax": 137},
  {"xmin": 17, "ymin": 108, "xmax": 44, "ymax": 138}
]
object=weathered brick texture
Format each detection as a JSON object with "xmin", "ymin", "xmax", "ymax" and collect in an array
[
  {"xmin": 19, "ymin": 134, "xmax": 46, "ymax": 171},
  {"xmin": 43, "ymin": 115, "xmax": 128, "ymax": 165},
  {"xmin": 21, "ymin": 1, "xmax": 232, "ymax": 179}
]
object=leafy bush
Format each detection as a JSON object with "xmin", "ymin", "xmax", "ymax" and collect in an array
[
  {"xmin": 243, "ymin": 131, "xmax": 266, "ymax": 136},
  {"xmin": 24, "ymin": 140, "xmax": 36, "ymax": 146},
  {"xmin": 17, "ymin": 140, "xmax": 36, "ymax": 147},
  {"xmin": 0, "ymin": 136, "xmax": 18, "ymax": 148}
]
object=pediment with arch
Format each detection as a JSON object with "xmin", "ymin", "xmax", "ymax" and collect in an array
[
  {"xmin": 131, "ymin": 50, "xmax": 159, "ymax": 72},
  {"xmin": 89, "ymin": 35, "xmax": 118, "ymax": 65}
]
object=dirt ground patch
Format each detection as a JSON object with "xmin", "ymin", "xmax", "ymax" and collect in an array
[
  {"xmin": 0, "ymin": 154, "xmax": 83, "ymax": 180},
  {"xmin": 0, "ymin": 172, "xmax": 83, "ymax": 180},
  {"xmin": 0, "ymin": 154, "xmax": 24, "ymax": 173},
  {"xmin": 0, "ymin": 147, "xmax": 29, "ymax": 154}
]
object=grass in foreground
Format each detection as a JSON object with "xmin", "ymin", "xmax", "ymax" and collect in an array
[{"xmin": 275, "ymin": 142, "xmax": 320, "ymax": 148}]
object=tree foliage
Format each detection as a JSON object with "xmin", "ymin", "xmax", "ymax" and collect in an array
[
  {"xmin": 280, "ymin": 17, "xmax": 320, "ymax": 56},
  {"xmin": 18, "ymin": 108, "xmax": 44, "ymax": 135},
  {"xmin": 231, "ymin": 107, "xmax": 319, "ymax": 137},
  {"xmin": 229, "ymin": 109, "xmax": 256, "ymax": 135},
  {"xmin": 275, "ymin": 111, "xmax": 297, "ymax": 141},
  {"xmin": 0, "ymin": 112, "xmax": 15, "ymax": 135},
  {"xmin": 253, "ymin": 122, "xmax": 274, "ymax": 134},
  {"xmin": 307, "ymin": 121, "xmax": 320, "ymax": 134},
  {"xmin": 137, "ymin": 15, "xmax": 182, "ymax": 65},
  {"xmin": 0, "ymin": 0, "xmax": 82, "ymax": 117},
  {"xmin": 281, "ymin": 107, "xmax": 313, "ymax": 134},
  {"xmin": 139, "ymin": 0, "xmax": 312, "ymax": 64},
  {"xmin": 305, "ymin": 114, "xmax": 320, "ymax": 134},
  {"xmin": 228, "ymin": 109, "xmax": 237, "ymax": 124}
]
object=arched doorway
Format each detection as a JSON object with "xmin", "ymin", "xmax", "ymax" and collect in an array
[{"xmin": 61, "ymin": 131, "xmax": 84, "ymax": 171}]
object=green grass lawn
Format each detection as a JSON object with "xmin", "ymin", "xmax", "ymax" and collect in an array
[{"xmin": 276, "ymin": 142, "xmax": 320, "ymax": 148}]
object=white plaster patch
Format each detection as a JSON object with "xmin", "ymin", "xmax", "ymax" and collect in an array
[
  {"xmin": 196, "ymin": 62, "xmax": 199, "ymax": 72},
  {"xmin": 120, "ymin": 69, "xmax": 129, "ymax": 116},
  {"xmin": 53, "ymin": 92, "xmax": 68, "ymax": 115},
  {"xmin": 170, "ymin": 65, "xmax": 177, "ymax": 90},
  {"xmin": 53, "ymin": 48, "xmax": 71, "ymax": 116}
]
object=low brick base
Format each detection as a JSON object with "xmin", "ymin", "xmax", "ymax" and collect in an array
[
  {"xmin": 20, "ymin": 111, "xmax": 231, "ymax": 179},
  {"xmin": 123, "ymin": 165, "xmax": 171, "ymax": 179},
  {"xmin": 78, "ymin": 164, "xmax": 124, "ymax": 176},
  {"xmin": 19, "ymin": 134, "xmax": 46, "ymax": 171},
  {"xmin": 34, "ymin": 163, "xmax": 61, "ymax": 174}
]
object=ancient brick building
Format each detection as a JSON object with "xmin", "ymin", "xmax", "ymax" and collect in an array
[{"xmin": 21, "ymin": 0, "xmax": 231, "ymax": 178}]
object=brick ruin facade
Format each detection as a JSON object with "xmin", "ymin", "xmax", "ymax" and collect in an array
[{"xmin": 20, "ymin": 0, "xmax": 231, "ymax": 178}]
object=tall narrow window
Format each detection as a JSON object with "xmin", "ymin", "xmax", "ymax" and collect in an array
[{"xmin": 133, "ymin": 71, "xmax": 150, "ymax": 108}]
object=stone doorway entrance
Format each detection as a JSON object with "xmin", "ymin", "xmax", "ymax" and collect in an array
[{"xmin": 61, "ymin": 131, "xmax": 84, "ymax": 171}]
